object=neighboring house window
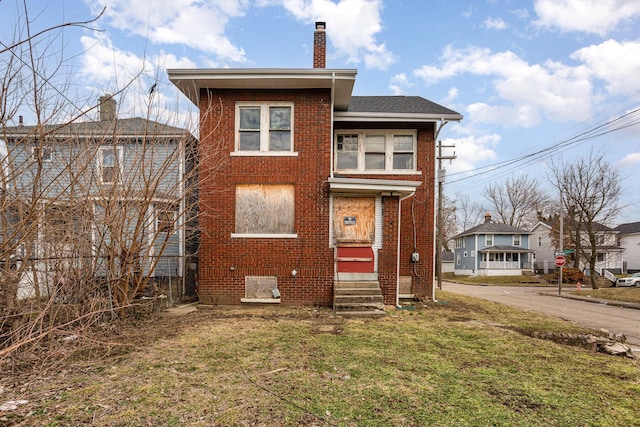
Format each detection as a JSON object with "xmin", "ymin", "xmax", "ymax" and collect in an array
[
  {"xmin": 98, "ymin": 146, "xmax": 122, "ymax": 184},
  {"xmin": 32, "ymin": 146, "xmax": 53, "ymax": 162},
  {"xmin": 335, "ymin": 130, "xmax": 416, "ymax": 172},
  {"xmin": 485, "ymin": 234, "xmax": 493, "ymax": 246},
  {"xmin": 513, "ymin": 235, "xmax": 521, "ymax": 246},
  {"xmin": 234, "ymin": 184, "xmax": 295, "ymax": 236},
  {"xmin": 463, "ymin": 251, "xmax": 468, "ymax": 258},
  {"xmin": 597, "ymin": 253, "xmax": 605, "ymax": 262},
  {"xmin": 456, "ymin": 254, "xmax": 461, "ymax": 265},
  {"xmin": 471, "ymin": 250, "xmax": 475, "ymax": 257},
  {"xmin": 236, "ymin": 103, "xmax": 293, "ymax": 153},
  {"xmin": 597, "ymin": 234, "xmax": 605, "ymax": 245},
  {"xmin": 538, "ymin": 236, "xmax": 542, "ymax": 247},
  {"xmin": 455, "ymin": 238, "xmax": 463, "ymax": 249},
  {"xmin": 157, "ymin": 204, "xmax": 178, "ymax": 234}
]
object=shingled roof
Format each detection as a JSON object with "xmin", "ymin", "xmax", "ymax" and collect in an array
[
  {"xmin": 454, "ymin": 213, "xmax": 531, "ymax": 238},
  {"xmin": 347, "ymin": 96, "xmax": 460, "ymax": 116},
  {"xmin": 615, "ymin": 221, "xmax": 640, "ymax": 234}
]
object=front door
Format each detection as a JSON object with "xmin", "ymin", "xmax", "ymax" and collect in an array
[{"xmin": 333, "ymin": 197, "xmax": 375, "ymax": 273}]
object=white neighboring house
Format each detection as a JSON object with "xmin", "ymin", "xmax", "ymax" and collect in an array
[
  {"xmin": 578, "ymin": 223, "xmax": 624, "ymax": 275},
  {"xmin": 529, "ymin": 221, "xmax": 558, "ymax": 273},
  {"xmin": 615, "ymin": 221, "xmax": 640, "ymax": 273}
]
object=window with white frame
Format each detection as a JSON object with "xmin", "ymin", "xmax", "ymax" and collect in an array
[
  {"xmin": 156, "ymin": 203, "xmax": 178, "ymax": 234},
  {"xmin": 513, "ymin": 234, "xmax": 521, "ymax": 246},
  {"xmin": 538, "ymin": 236, "xmax": 542, "ymax": 247},
  {"xmin": 97, "ymin": 146, "xmax": 123, "ymax": 184},
  {"xmin": 463, "ymin": 251, "xmax": 468, "ymax": 257},
  {"xmin": 236, "ymin": 103, "xmax": 293, "ymax": 153},
  {"xmin": 32, "ymin": 146, "xmax": 53, "ymax": 162},
  {"xmin": 335, "ymin": 130, "xmax": 416, "ymax": 172},
  {"xmin": 485, "ymin": 234, "xmax": 493, "ymax": 246}
]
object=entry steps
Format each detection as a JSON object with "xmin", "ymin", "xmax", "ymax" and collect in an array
[{"xmin": 333, "ymin": 280, "xmax": 385, "ymax": 318}]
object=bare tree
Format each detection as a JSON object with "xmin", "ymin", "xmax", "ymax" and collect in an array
[
  {"xmin": 483, "ymin": 174, "xmax": 550, "ymax": 229},
  {"xmin": 453, "ymin": 193, "xmax": 486, "ymax": 231},
  {"xmin": 549, "ymin": 152, "xmax": 623, "ymax": 289},
  {"xmin": 0, "ymin": 2, "xmax": 225, "ymax": 368}
]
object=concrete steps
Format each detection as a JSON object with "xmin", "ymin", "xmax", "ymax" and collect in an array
[{"xmin": 334, "ymin": 280, "xmax": 385, "ymax": 318}]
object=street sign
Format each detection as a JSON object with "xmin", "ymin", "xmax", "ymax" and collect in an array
[{"xmin": 554, "ymin": 255, "xmax": 566, "ymax": 267}]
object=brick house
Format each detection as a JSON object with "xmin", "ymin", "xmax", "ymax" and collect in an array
[{"xmin": 168, "ymin": 22, "xmax": 462, "ymax": 311}]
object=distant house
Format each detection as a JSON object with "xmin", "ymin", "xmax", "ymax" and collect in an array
[
  {"xmin": 615, "ymin": 221, "xmax": 640, "ymax": 273},
  {"xmin": 441, "ymin": 251, "xmax": 455, "ymax": 274},
  {"xmin": 453, "ymin": 213, "xmax": 533, "ymax": 276},
  {"xmin": 530, "ymin": 220, "xmax": 558, "ymax": 273},
  {"xmin": 168, "ymin": 22, "xmax": 463, "ymax": 311},
  {"xmin": 1, "ymin": 96, "xmax": 197, "ymax": 302},
  {"xmin": 577, "ymin": 223, "xmax": 623, "ymax": 275}
]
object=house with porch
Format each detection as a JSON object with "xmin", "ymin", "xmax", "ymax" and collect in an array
[
  {"xmin": 453, "ymin": 213, "xmax": 533, "ymax": 276},
  {"xmin": 168, "ymin": 22, "xmax": 462, "ymax": 313}
]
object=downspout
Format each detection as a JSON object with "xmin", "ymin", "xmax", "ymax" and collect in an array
[
  {"xmin": 330, "ymin": 72, "xmax": 336, "ymax": 179},
  {"xmin": 397, "ymin": 192, "xmax": 415, "ymax": 308}
]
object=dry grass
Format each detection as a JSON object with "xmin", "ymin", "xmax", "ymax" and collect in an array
[{"xmin": 1, "ymin": 296, "xmax": 638, "ymax": 426}]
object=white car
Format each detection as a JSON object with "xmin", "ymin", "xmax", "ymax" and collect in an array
[{"xmin": 616, "ymin": 272, "xmax": 640, "ymax": 287}]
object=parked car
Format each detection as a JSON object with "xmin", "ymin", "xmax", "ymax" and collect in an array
[{"xmin": 615, "ymin": 273, "xmax": 640, "ymax": 287}]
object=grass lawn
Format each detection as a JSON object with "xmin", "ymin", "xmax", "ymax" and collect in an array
[
  {"xmin": 2, "ymin": 293, "xmax": 638, "ymax": 426},
  {"xmin": 569, "ymin": 287, "xmax": 640, "ymax": 304}
]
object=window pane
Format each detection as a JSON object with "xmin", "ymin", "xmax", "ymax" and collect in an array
[
  {"xmin": 102, "ymin": 149, "xmax": 115, "ymax": 167},
  {"xmin": 365, "ymin": 153, "xmax": 385, "ymax": 170},
  {"xmin": 337, "ymin": 135, "xmax": 358, "ymax": 152},
  {"xmin": 239, "ymin": 131, "xmax": 260, "ymax": 151},
  {"xmin": 337, "ymin": 152, "xmax": 357, "ymax": 169},
  {"xmin": 394, "ymin": 135, "xmax": 413, "ymax": 151},
  {"xmin": 269, "ymin": 131, "xmax": 291, "ymax": 151},
  {"xmin": 365, "ymin": 135, "xmax": 385, "ymax": 152},
  {"xmin": 239, "ymin": 108, "xmax": 260, "ymax": 130},
  {"xmin": 102, "ymin": 166, "xmax": 116, "ymax": 183},
  {"xmin": 269, "ymin": 107, "xmax": 290, "ymax": 130},
  {"xmin": 393, "ymin": 153, "xmax": 413, "ymax": 169}
]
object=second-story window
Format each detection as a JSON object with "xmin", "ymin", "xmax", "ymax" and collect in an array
[
  {"xmin": 513, "ymin": 235, "xmax": 521, "ymax": 246},
  {"xmin": 485, "ymin": 234, "xmax": 493, "ymax": 246},
  {"xmin": 98, "ymin": 146, "xmax": 123, "ymax": 184},
  {"xmin": 236, "ymin": 103, "xmax": 293, "ymax": 153},
  {"xmin": 335, "ymin": 130, "xmax": 416, "ymax": 172}
]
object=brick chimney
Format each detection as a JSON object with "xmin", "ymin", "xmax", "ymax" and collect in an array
[
  {"xmin": 484, "ymin": 213, "xmax": 492, "ymax": 223},
  {"xmin": 99, "ymin": 94, "xmax": 116, "ymax": 121},
  {"xmin": 313, "ymin": 21, "xmax": 326, "ymax": 68}
]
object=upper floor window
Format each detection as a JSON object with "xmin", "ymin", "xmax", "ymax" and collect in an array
[
  {"xmin": 97, "ymin": 146, "xmax": 123, "ymax": 184},
  {"xmin": 513, "ymin": 235, "xmax": 521, "ymax": 246},
  {"xmin": 32, "ymin": 146, "xmax": 53, "ymax": 162},
  {"xmin": 485, "ymin": 234, "xmax": 493, "ymax": 246},
  {"xmin": 236, "ymin": 103, "xmax": 293, "ymax": 153},
  {"xmin": 335, "ymin": 130, "xmax": 416, "ymax": 173},
  {"xmin": 156, "ymin": 203, "xmax": 178, "ymax": 234},
  {"xmin": 538, "ymin": 236, "xmax": 542, "ymax": 247}
]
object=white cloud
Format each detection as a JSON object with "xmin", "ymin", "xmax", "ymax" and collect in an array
[
  {"xmin": 278, "ymin": 0, "xmax": 396, "ymax": 69},
  {"xmin": 571, "ymin": 39, "xmax": 640, "ymax": 95},
  {"xmin": 84, "ymin": 0, "xmax": 249, "ymax": 63},
  {"xmin": 510, "ymin": 8, "xmax": 529, "ymax": 19},
  {"xmin": 444, "ymin": 132, "xmax": 500, "ymax": 174},
  {"xmin": 617, "ymin": 152, "xmax": 640, "ymax": 167},
  {"xmin": 483, "ymin": 17, "xmax": 508, "ymax": 30},
  {"xmin": 413, "ymin": 45, "xmax": 594, "ymax": 126},
  {"xmin": 388, "ymin": 73, "xmax": 411, "ymax": 94},
  {"xmin": 533, "ymin": 0, "xmax": 640, "ymax": 36}
]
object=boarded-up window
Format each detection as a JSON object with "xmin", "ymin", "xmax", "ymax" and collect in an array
[
  {"xmin": 333, "ymin": 197, "xmax": 375, "ymax": 244},
  {"xmin": 235, "ymin": 184, "xmax": 295, "ymax": 234},
  {"xmin": 244, "ymin": 276, "xmax": 278, "ymax": 300}
]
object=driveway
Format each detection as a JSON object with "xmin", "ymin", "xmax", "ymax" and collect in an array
[{"xmin": 440, "ymin": 281, "xmax": 640, "ymax": 348}]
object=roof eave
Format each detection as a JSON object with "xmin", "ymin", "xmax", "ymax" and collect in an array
[
  {"xmin": 167, "ymin": 68, "xmax": 357, "ymax": 109},
  {"xmin": 328, "ymin": 177, "xmax": 421, "ymax": 197},
  {"xmin": 333, "ymin": 111, "xmax": 463, "ymax": 122}
]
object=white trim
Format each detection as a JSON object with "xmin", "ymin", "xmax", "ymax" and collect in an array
[
  {"xmin": 235, "ymin": 102, "xmax": 294, "ymax": 153},
  {"xmin": 97, "ymin": 145, "xmax": 123, "ymax": 184},
  {"xmin": 231, "ymin": 233, "xmax": 298, "ymax": 239},
  {"xmin": 231, "ymin": 151, "xmax": 298, "ymax": 157}
]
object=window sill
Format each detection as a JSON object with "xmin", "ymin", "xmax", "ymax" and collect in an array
[
  {"xmin": 333, "ymin": 170, "xmax": 422, "ymax": 175},
  {"xmin": 241, "ymin": 298, "xmax": 281, "ymax": 304},
  {"xmin": 231, "ymin": 233, "xmax": 298, "ymax": 239},
  {"xmin": 231, "ymin": 152, "xmax": 298, "ymax": 157}
]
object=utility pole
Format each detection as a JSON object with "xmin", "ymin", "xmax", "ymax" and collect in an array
[
  {"xmin": 436, "ymin": 139, "xmax": 456, "ymax": 290},
  {"xmin": 558, "ymin": 187, "xmax": 563, "ymax": 295}
]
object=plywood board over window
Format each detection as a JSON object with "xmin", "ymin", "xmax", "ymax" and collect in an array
[
  {"xmin": 333, "ymin": 197, "xmax": 375, "ymax": 244},
  {"xmin": 235, "ymin": 184, "xmax": 294, "ymax": 235}
]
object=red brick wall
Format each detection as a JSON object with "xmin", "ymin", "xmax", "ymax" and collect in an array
[
  {"xmin": 197, "ymin": 89, "xmax": 437, "ymax": 305},
  {"xmin": 197, "ymin": 89, "xmax": 335, "ymax": 305}
]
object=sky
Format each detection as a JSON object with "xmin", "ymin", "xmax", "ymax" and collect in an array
[{"xmin": 2, "ymin": 0, "xmax": 640, "ymax": 224}]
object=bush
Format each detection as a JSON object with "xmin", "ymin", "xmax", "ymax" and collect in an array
[{"xmin": 562, "ymin": 268, "xmax": 584, "ymax": 283}]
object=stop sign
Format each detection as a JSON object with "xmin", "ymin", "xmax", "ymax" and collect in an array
[{"xmin": 554, "ymin": 255, "xmax": 566, "ymax": 267}]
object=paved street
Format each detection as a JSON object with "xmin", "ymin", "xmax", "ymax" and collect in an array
[{"xmin": 440, "ymin": 281, "xmax": 640, "ymax": 348}]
